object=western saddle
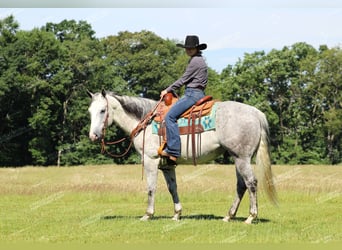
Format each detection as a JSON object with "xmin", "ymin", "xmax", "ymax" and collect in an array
[{"xmin": 154, "ymin": 92, "xmax": 217, "ymax": 165}]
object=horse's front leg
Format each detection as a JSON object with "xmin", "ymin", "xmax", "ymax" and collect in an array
[
  {"xmin": 160, "ymin": 164, "xmax": 182, "ymax": 221},
  {"xmin": 140, "ymin": 158, "xmax": 159, "ymax": 221}
]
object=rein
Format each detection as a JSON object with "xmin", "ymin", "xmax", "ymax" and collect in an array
[
  {"xmin": 100, "ymin": 96, "xmax": 134, "ymax": 158},
  {"xmin": 100, "ymin": 95, "xmax": 164, "ymax": 166}
]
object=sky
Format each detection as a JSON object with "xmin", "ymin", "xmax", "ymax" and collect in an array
[{"xmin": 1, "ymin": 7, "xmax": 341, "ymax": 72}]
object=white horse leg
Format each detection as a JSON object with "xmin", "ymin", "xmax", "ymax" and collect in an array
[
  {"xmin": 223, "ymin": 168, "xmax": 247, "ymax": 222},
  {"xmin": 160, "ymin": 166, "xmax": 182, "ymax": 221},
  {"xmin": 172, "ymin": 203, "xmax": 182, "ymax": 221},
  {"xmin": 244, "ymin": 177, "xmax": 258, "ymax": 224},
  {"xmin": 238, "ymin": 157, "xmax": 258, "ymax": 224},
  {"xmin": 140, "ymin": 158, "xmax": 159, "ymax": 221},
  {"xmin": 224, "ymin": 157, "xmax": 258, "ymax": 224}
]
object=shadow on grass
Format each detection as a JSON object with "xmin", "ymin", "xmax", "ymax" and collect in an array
[{"xmin": 102, "ymin": 214, "xmax": 271, "ymax": 223}]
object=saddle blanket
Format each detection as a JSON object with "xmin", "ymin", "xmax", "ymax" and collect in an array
[{"xmin": 151, "ymin": 103, "xmax": 217, "ymax": 135}]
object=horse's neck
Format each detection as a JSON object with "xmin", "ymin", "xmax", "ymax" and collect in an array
[{"xmin": 107, "ymin": 95, "xmax": 139, "ymax": 134}]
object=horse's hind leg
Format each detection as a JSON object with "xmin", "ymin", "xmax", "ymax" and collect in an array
[
  {"xmin": 160, "ymin": 166, "xmax": 182, "ymax": 221},
  {"xmin": 223, "ymin": 165, "xmax": 247, "ymax": 222},
  {"xmin": 223, "ymin": 157, "xmax": 258, "ymax": 224}
]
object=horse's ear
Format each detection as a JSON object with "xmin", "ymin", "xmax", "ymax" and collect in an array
[
  {"xmin": 86, "ymin": 89, "xmax": 94, "ymax": 98},
  {"xmin": 101, "ymin": 89, "xmax": 106, "ymax": 98}
]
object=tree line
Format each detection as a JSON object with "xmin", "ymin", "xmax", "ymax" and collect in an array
[{"xmin": 0, "ymin": 15, "xmax": 341, "ymax": 166}]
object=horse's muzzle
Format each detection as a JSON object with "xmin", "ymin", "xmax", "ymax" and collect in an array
[{"xmin": 89, "ymin": 132, "xmax": 101, "ymax": 142}]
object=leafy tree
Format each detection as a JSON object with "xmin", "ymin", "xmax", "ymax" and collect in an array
[
  {"xmin": 44, "ymin": 19, "xmax": 95, "ymax": 42},
  {"xmin": 1, "ymin": 15, "xmax": 341, "ymax": 166},
  {"xmin": 102, "ymin": 30, "xmax": 184, "ymax": 99},
  {"xmin": 0, "ymin": 15, "xmax": 18, "ymax": 46},
  {"xmin": 264, "ymin": 43, "xmax": 323, "ymax": 163},
  {"xmin": 300, "ymin": 47, "xmax": 342, "ymax": 164},
  {"xmin": 219, "ymin": 43, "xmax": 342, "ymax": 164},
  {"xmin": 41, "ymin": 20, "xmax": 111, "ymax": 166}
]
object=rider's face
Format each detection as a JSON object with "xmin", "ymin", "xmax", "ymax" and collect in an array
[{"xmin": 185, "ymin": 48, "xmax": 198, "ymax": 57}]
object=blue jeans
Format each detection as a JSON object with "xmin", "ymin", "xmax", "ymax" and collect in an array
[{"xmin": 164, "ymin": 88, "xmax": 205, "ymax": 157}]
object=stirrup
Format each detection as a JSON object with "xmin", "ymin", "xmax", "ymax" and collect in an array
[{"xmin": 157, "ymin": 141, "xmax": 167, "ymax": 155}]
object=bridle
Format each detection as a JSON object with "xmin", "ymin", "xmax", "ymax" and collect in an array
[
  {"xmin": 100, "ymin": 95, "xmax": 133, "ymax": 158},
  {"xmin": 99, "ymin": 95, "xmax": 164, "ymax": 166}
]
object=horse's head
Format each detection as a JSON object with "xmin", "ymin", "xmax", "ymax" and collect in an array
[
  {"xmin": 88, "ymin": 90, "xmax": 158, "ymax": 142},
  {"xmin": 87, "ymin": 89, "xmax": 110, "ymax": 141}
]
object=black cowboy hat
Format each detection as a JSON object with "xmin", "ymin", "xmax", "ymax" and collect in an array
[{"xmin": 176, "ymin": 35, "xmax": 207, "ymax": 50}]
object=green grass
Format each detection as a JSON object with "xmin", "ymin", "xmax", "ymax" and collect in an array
[{"xmin": 0, "ymin": 164, "xmax": 341, "ymax": 244}]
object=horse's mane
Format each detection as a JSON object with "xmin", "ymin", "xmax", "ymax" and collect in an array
[{"xmin": 107, "ymin": 92, "xmax": 158, "ymax": 120}]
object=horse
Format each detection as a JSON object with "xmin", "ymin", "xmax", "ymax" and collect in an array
[{"xmin": 87, "ymin": 90, "xmax": 277, "ymax": 224}]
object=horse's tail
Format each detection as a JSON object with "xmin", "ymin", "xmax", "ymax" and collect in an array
[{"xmin": 256, "ymin": 112, "xmax": 278, "ymax": 205}]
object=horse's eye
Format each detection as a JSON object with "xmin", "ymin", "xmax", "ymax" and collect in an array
[{"xmin": 100, "ymin": 109, "xmax": 106, "ymax": 114}]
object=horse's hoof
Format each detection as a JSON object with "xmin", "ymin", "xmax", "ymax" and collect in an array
[
  {"xmin": 222, "ymin": 216, "xmax": 232, "ymax": 222},
  {"xmin": 172, "ymin": 210, "xmax": 182, "ymax": 221},
  {"xmin": 244, "ymin": 215, "xmax": 256, "ymax": 224},
  {"xmin": 140, "ymin": 213, "xmax": 153, "ymax": 221}
]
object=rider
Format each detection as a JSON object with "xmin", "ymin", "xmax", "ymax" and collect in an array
[{"xmin": 160, "ymin": 35, "xmax": 208, "ymax": 162}]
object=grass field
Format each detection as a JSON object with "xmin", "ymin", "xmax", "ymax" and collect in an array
[{"xmin": 0, "ymin": 164, "xmax": 341, "ymax": 244}]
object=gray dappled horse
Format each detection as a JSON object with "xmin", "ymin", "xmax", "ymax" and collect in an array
[{"xmin": 87, "ymin": 90, "xmax": 277, "ymax": 224}]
